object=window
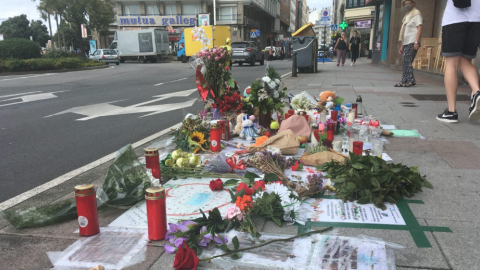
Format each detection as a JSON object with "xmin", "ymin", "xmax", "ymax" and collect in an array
[
  {"xmin": 164, "ymin": 4, "xmax": 176, "ymax": 15},
  {"xmin": 182, "ymin": 4, "xmax": 200, "ymax": 15},
  {"xmin": 123, "ymin": 4, "xmax": 141, "ymax": 15},
  {"xmin": 346, "ymin": 0, "xmax": 366, "ymax": 8},
  {"xmin": 219, "ymin": 6, "xmax": 237, "ymax": 21},
  {"xmin": 146, "ymin": 4, "xmax": 160, "ymax": 15}
]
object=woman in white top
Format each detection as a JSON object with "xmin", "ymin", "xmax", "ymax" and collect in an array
[
  {"xmin": 395, "ymin": 0, "xmax": 423, "ymax": 88},
  {"xmin": 436, "ymin": 0, "xmax": 480, "ymax": 123}
]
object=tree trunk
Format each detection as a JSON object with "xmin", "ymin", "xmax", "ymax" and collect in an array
[
  {"xmin": 55, "ymin": 14, "xmax": 61, "ymax": 50},
  {"xmin": 75, "ymin": 23, "xmax": 85, "ymax": 57},
  {"xmin": 47, "ymin": 13, "xmax": 52, "ymax": 36}
]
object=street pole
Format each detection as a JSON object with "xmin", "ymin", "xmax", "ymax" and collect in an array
[
  {"xmin": 323, "ymin": 25, "xmax": 326, "ymax": 63},
  {"xmin": 213, "ymin": 0, "xmax": 217, "ymax": 25}
]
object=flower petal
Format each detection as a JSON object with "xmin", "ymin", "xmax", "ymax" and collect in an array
[
  {"xmin": 164, "ymin": 245, "xmax": 177, "ymax": 254},
  {"xmin": 174, "ymin": 237, "xmax": 185, "ymax": 247}
]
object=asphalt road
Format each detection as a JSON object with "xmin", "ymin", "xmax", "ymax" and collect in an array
[{"xmin": 0, "ymin": 60, "xmax": 292, "ymax": 203}]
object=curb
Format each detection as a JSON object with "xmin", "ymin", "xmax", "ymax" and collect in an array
[{"xmin": 0, "ymin": 65, "xmax": 110, "ymax": 77}]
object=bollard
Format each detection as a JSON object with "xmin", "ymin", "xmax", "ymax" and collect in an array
[{"xmin": 292, "ymin": 52, "xmax": 297, "ymax": 77}]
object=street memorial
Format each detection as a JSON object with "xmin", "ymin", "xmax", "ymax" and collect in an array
[{"xmin": 1, "ymin": 26, "xmax": 451, "ymax": 269}]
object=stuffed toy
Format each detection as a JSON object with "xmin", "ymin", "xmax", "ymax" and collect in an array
[
  {"xmin": 319, "ymin": 91, "xmax": 336, "ymax": 102},
  {"xmin": 234, "ymin": 113, "xmax": 246, "ymax": 134},
  {"xmin": 239, "ymin": 114, "xmax": 260, "ymax": 141}
]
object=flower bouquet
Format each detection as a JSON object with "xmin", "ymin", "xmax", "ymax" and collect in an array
[{"xmin": 172, "ymin": 115, "xmax": 210, "ymax": 153}]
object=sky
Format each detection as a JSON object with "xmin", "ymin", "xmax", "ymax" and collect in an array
[{"xmin": 307, "ymin": 0, "xmax": 332, "ymax": 11}]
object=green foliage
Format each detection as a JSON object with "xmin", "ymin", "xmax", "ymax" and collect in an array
[
  {"xmin": 0, "ymin": 15, "xmax": 32, "ymax": 40},
  {"xmin": 251, "ymin": 192, "xmax": 285, "ymax": 227},
  {"xmin": 30, "ymin": 20, "xmax": 51, "ymax": 47},
  {"xmin": 0, "ymin": 57, "xmax": 103, "ymax": 72},
  {"xmin": 42, "ymin": 49, "xmax": 84, "ymax": 59},
  {"xmin": 245, "ymin": 66, "xmax": 286, "ymax": 115},
  {"xmin": 306, "ymin": 143, "xmax": 327, "ymax": 154},
  {"xmin": 0, "ymin": 39, "xmax": 41, "ymax": 60},
  {"xmin": 318, "ymin": 153, "xmax": 433, "ymax": 210}
]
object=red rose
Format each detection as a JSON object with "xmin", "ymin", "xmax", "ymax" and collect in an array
[
  {"xmin": 209, "ymin": 179, "xmax": 223, "ymax": 191},
  {"xmin": 173, "ymin": 242, "xmax": 199, "ymax": 270},
  {"xmin": 253, "ymin": 180, "xmax": 266, "ymax": 191},
  {"xmin": 225, "ymin": 66, "xmax": 230, "ymax": 71},
  {"xmin": 236, "ymin": 183, "xmax": 253, "ymax": 195}
]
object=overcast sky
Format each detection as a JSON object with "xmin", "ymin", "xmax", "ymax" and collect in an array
[{"xmin": 0, "ymin": 0, "xmax": 332, "ymax": 34}]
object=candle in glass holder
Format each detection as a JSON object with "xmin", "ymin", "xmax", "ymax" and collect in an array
[
  {"xmin": 352, "ymin": 103, "xmax": 358, "ymax": 119},
  {"xmin": 347, "ymin": 111, "xmax": 355, "ymax": 123},
  {"xmin": 333, "ymin": 140, "xmax": 342, "ymax": 152},
  {"xmin": 330, "ymin": 110, "xmax": 338, "ymax": 121},
  {"xmin": 288, "ymin": 109, "xmax": 295, "ymax": 115},
  {"xmin": 320, "ymin": 112, "xmax": 327, "ymax": 123},
  {"xmin": 327, "ymin": 122, "xmax": 335, "ymax": 141},
  {"xmin": 352, "ymin": 141, "xmax": 364, "ymax": 155}
]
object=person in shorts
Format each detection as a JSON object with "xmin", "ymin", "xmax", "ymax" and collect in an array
[{"xmin": 436, "ymin": 0, "xmax": 480, "ymax": 123}]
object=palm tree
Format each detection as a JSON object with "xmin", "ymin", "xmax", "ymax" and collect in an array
[{"xmin": 35, "ymin": 0, "xmax": 63, "ymax": 50}]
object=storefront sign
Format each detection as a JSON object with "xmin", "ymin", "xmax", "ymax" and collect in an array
[
  {"xmin": 118, "ymin": 16, "xmax": 197, "ymax": 27},
  {"xmin": 354, "ymin": 20, "xmax": 371, "ymax": 29},
  {"xmin": 81, "ymin": 24, "xmax": 87, "ymax": 38},
  {"xmin": 198, "ymin": 14, "xmax": 210, "ymax": 26}
]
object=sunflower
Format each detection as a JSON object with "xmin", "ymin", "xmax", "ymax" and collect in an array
[{"xmin": 190, "ymin": 131, "xmax": 206, "ymax": 145}]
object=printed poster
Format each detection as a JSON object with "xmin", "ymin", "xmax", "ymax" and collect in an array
[
  {"xmin": 304, "ymin": 198, "xmax": 406, "ymax": 225},
  {"xmin": 198, "ymin": 14, "xmax": 210, "ymax": 26}
]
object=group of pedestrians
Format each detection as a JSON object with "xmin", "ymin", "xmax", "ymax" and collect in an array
[
  {"xmin": 333, "ymin": 30, "xmax": 362, "ymax": 67},
  {"xmin": 393, "ymin": 0, "xmax": 480, "ymax": 123}
]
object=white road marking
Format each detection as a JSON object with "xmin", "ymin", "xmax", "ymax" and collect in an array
[
  {"xmin": 154, "ymin": 77, "xmax": 187, "ymax": 86},
  {"xmin": 0, "ymin": 91, "xmax": 42, "ymax": 99},
  {"xmin": 0, "ymin": 73, "xmax": 56, "ymax": 81},
  {"xmin": 0, "ymin": 122, "xmax": 181, "ymax": 211},
  {"xmin": 0, "ymin": 91, "xmax": 69, "ymax": 108}
]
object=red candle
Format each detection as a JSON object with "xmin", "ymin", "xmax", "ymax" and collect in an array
[
  {"xmin": 327, "ymin": 122, "xmax": 335, "ymax": 141},
  {"xmin": 145, "ymin": 148, "xmax": 161, "ymax": 179},
  {"xmin": 352, "ymin": 103, "xmax": 358, "ymax": 119},
  {"xmin": 330, "ymin": 110, "xmax": 338, "ymax": 121},
  {"xmin": 288, "ymin": 109, "xmax": 295, "ymax": 114},
  {"xmin": 75, "ymin": 184, "xmax": 100, "ymax": 237},
  {"xmin": 353, "ymin": 141, "xmax": 364, "ymax": 155},
  {"xmin": 322, "ymin": 140, "xmax": 333, "ymax": 149},
  {"xmin": 145, "ymin": 187, "xmax": 167, "ymax": 241},
  {"xmin": 210, "ymin": 122, "xmax": 221, "ymax": 152},
  {"xmin": 217, "ymin": 120, "xmax": 226, "ymax": 140}
]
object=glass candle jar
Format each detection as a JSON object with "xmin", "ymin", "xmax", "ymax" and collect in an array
[
  {"xmin": 352, "ymin": 141, "xmax": 364, "ymax": 155},
  {"xmin": 372, "ymin": 139, "xmax": 384, "ymax": 158},
  {"xmin": 327, "ymin": 122, "xmax": 335, "ymax": 141},
  {"xmin": 351, "ymin": 103, "xmax": 358, "ymax": 119},
  {"xmin": 330, "ymin": 110, "xmax": 338, "ymax": 121}
]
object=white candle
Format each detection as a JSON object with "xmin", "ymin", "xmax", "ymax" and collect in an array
[
  {"xmin": 320, "ymin": 112, "xmax": 327, "ymax": 123},
  {"xmin": 333, "ymin": 140, "xmax": 342, "ymax": 152},
  {"xmin": 347, "ymin": 111, "xmax": 355, "ymax": 123}
]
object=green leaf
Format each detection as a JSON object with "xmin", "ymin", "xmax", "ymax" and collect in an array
[
  {"xmin": 371, "ymin": 178, "xmax": 380, "ymax": 188},
  {"xmin": 244, "ymin": 171, "xmax": 260, "ymax": 180},
  {"xmin": 227, "ymin": 78, "xmax": 235, "ymax": 88},
  {"xmin": 232, "ymin": 236, "xmax": 240, "ymax": 250},
  {"xmin": 384, "ymin": 196, "xmax": 396, "ymax": 203},
  {"xmin": 220, "ymin": 243, "xmax": 228, "ymax": 252},
  {"xmin": 423, "ymin": 179, "xmax": 433, "ymax": 189},
  {"xmin": 390, "ymin": 168, "xmax": 401, "ymax": 173},
  {"xmin": 272, "ymin": 217, "xmax": 282, "ymax": 227},
  {"xmin": 351, "ymin": 164, "xmax": 363, "ymax": 170},
  {"xmin": 356, "ymin": 197, "xmax": 370, "ymax": 204},
  {"xmin": 346, "ymin": 182, "xmax": 357, "ymax": 190},
  {"xmin": 330, "ymin": 178, "xmax": 345, "ymax": 183},
  {"xmin": 241, "ymin": 177, "xmax": 252, "ymax": 185},
  {"xmin": 333, "ymin": 96, "xmax": 344, "ymax": 104},
  {"xmin": 196, "ymin": 246, "xmax": 203, "ymax": 255},
  {"xmin": 231, "ymin": 253, "xmax": 242, "ymax": 260},
  {"xmin": 224, "ymin": 179, "xmax": 239, "ymax": 186},
  {"xmin": 228, "ymin": 189, "xmax": 237, "ymax": 203},
  {"xmin": 264, "ymin": 173, "xmax": 278, "ymax": 183}
]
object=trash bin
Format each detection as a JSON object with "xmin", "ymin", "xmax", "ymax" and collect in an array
[{"xmin": 292, "ymin": 36, "xmax": 318, "ymax": 73}]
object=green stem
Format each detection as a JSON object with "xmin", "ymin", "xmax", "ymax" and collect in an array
[{"xmin": 199, "ymin": 227, "xmax": 333, "ymax": 261}]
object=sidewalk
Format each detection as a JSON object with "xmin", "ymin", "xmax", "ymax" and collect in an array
[{"xmin": 1, "ymin": 57, "xmax": 478, "ymax": 270}]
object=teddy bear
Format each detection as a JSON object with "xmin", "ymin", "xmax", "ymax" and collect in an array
[
  {"xmin": 239, "ymin": 114, "xmax": 260, "ymax": 141},
  {"xmin": 319, "ymin": 91, "xmax": 336, "ymax": 103}
]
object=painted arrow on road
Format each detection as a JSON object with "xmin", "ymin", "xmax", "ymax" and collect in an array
[
  {"xmin": 0, "ymin": 91, "xmax": 69, "ymax": 108},
  {"xmin": 45, "ymin": 88, "xmax": 199, "ymax": 121}
]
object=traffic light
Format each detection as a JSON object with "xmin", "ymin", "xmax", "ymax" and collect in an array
[{"xmin": 339, "ymin": 21, "xmax": 348, "ymax": 30}]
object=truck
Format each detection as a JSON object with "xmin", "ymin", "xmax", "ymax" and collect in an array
[
  {"xmin": 110, "ymin": 29, "xmax": 169, "ymax": 63},
  {"xmin": 177, "ymin": 25, "xmax": 231, "ymax": 63}
]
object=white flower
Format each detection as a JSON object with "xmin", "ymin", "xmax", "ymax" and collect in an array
[
  {"xmin": 274, "ymin": 79, "xmax": 281, "ymax": 85},
  {"xmin": 291, "ymin": 93, "xmax": 314, "ymax": 110},
  {"xmin": 268, "ymin": 81, "xmax": 277, "ymax": 89},
  {"xmin": 264, "ymin": 182, "xmax": 291, "ymax": 202},
  {"xmin": 273, "ymin": 91, "xmax": 279, "ymax": 98},
  {"xmin": 258, "ymin": 93, "xmax": 269, "ymax": 101},
  {"xmin": 262, "ymin": 76, "xmax": 272, "ymax": 83},
  {"xmin": 266, "ymin": 146, "xmax": 281, "ymax": 155}
]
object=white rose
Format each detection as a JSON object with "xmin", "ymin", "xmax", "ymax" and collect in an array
[{"xmin": 262, "ymin": 76, "xmax": 272, "ymax": 83}]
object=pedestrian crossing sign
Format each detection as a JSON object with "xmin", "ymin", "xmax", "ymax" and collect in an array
[{"xmin": 250, "ymin": 31, "xmax": 257, "ymax": 38}]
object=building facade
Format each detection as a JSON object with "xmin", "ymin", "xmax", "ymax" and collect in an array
[{"xmin": 93, "ymin": 0, "xmax": 281, "ymax": 50}]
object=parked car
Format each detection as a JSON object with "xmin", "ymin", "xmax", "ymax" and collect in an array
[
  {"xmin": 231, "ymin": 41, "xmax": 264, "ymax": 66},
  {"xmin": 90, "ymin": 49, "xmax": 120, "ymax": 65}
]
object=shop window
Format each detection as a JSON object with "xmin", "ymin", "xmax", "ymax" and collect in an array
[
  {"xmin": 219, "ymin": 6, "xmax": 237, "ymax": 21},
  {"xmin": 124, "ymin": 4, "xmax": 141, "ymax": 15},
  {"xmin": 165, "ymin": 4, "xmax": 176, "ymax": 15},
  {"xmin": 182, "ymin": 4, "xmax": 200, "ymax": 15},
  {"xmin": 146, "ymin": 4, "xmax": 160, "ymax": 15}
]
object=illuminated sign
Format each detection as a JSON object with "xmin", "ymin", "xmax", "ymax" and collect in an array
[{"xmin": 118, "ymin": 16, "xmax": 196, "ymax": 27}]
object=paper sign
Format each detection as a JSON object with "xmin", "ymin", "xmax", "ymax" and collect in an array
[{"xmin": 304, "ymin": 198, "xmax": 406, "ymax": 225}]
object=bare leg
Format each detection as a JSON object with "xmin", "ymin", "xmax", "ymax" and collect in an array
[
  {"xmin": 458, "ymin": 57, "xmax": 480, "ymax": 95},
  {"xmin": 444, "ymin": 56, "xmax": 461, "ymax": 112}
]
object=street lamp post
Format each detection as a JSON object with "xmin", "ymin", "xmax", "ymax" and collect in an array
[{"xmin": 213, "ymin": 0, "xmax": 217, "ymax": 25}]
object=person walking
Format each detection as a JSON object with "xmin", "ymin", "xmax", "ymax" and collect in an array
[
  {"xmin": 395, "ymin": 0, "xmax": 423, "ymax": 87},
  {"xmin": 436, "ymin": 0, "xmax": 480, "ymax": 123},
  {"xmin": 334, "ymin": 32, "xmax": 348, "ymax": 66},
  {"xmin": 349, "ymin": 30, "xmax": 361, "ymax": 66}
]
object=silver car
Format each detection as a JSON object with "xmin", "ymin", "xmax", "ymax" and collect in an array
[
  {"xmin": 90, "ymin": 49, "xmax": 120, "ymax": 65},
  {"xmin": 231, "ymin": 41, "xmax": 264, "ymax": 66}
]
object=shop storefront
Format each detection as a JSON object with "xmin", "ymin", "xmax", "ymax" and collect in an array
[
  {"xmin": 344, "ymin": 3, "xmax": 376, "ymax": 60},
  {"xmin": 366, "ymin": 0, "xmax": 390, "ymax": 65}
]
